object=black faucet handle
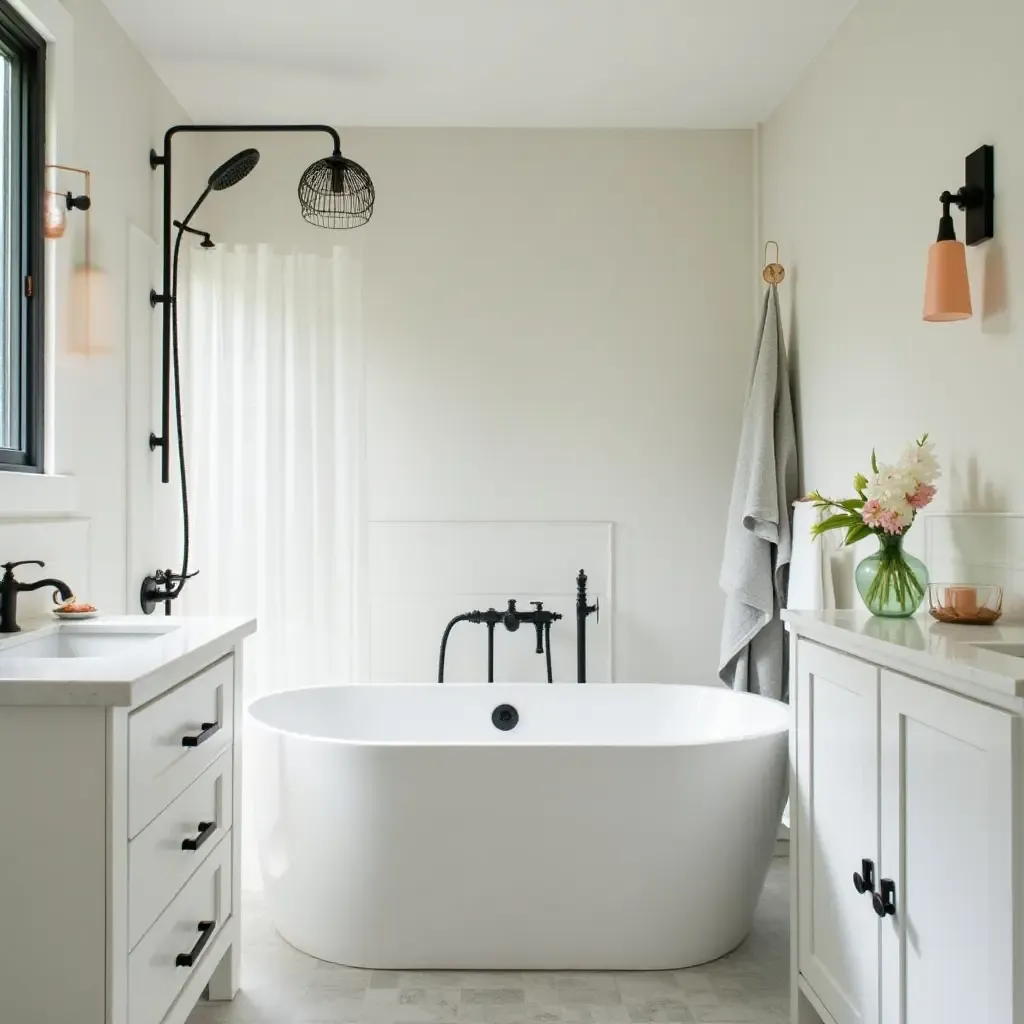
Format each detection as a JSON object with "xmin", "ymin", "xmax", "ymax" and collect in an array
[
  {"xmin": 2, "ymin": 560, "xmax": 45, "ymax": 574},
  {"xmin": 503, "ymin": 599, "xmax": 520, "ymax": 632},
  {"xmin": 530, "ymin": 601, "xmax": 544, "ymax": 612}
]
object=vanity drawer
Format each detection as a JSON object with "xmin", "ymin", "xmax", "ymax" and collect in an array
[
  {"xmin": 128, "ymin": 836, "xmax": 231, "ymax": 1024},
  {"xmin": 129, "ymin": 656, "xmax": 234, "ymax": 837},
  {"xmin": 129, "ymin": 751, "xmax": 233, "ymax": 949}
]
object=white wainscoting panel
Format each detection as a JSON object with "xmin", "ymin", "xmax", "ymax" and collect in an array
[
  {"xmin": 922, "ymin": 513, "xmax": 1024, "ymax": 619},
  {"xmin": 368, "ymin": 521, "xmax": 613, "ymax": 683},
  {"xmin": 823, "ymin": 512, "xmax": 1024, "ymax": 617},
  {"xmin": 0, "ymin": 518, "xmax": 90, "ymax": 619}
]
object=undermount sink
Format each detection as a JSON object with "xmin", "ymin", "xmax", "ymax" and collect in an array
[
  {"xmin": 967, "ymin": 642, "xmax": 1024, "ymax": 660},
  {"xmin": 0, "ymin": 626, "xmax": 176, "ymax": 660}
]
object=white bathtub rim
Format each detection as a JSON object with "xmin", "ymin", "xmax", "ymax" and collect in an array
[{"xmin": 246, "ymin": 683, "xmax": 790, "ymax": 749}]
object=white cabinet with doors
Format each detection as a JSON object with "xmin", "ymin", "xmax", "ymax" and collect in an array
[
  {"xmin": 0, "ymin": 617, "xmax": 256, "ymax": 1024},
  {"xmin": 786, "ymin": 611, "xmax": 1023, "ymax": 1024}
]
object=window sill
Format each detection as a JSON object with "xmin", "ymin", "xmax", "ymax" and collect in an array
[{"xmin": 0, "ymin": 472, "xmax": 78, "ymax": 517}]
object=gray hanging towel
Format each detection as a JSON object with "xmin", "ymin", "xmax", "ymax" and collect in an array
[{"xmin": 718, "ymin": 284, "xmax": 799, "ymax": 701}]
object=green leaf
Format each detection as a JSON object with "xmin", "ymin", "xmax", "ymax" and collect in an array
[
  {"xmin": 844, "ymin": 523, "xmax": 874, "ymax": 547},
  {"xmin": 838, "ymin": 498, "xmax": 866, "ymax": 511},
  {"xmin": 871, "ymin": 448, "xmax": 879, "ymax": 474},
  {"xmin": 853, "ymin": 473, "xmax": 869, "ymax": 498},
  {"xmin": 811, "ymin": 513, "xmax": 862, "ymax": 537}
]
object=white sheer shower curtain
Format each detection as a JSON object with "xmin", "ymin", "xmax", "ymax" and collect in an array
[
  {"xmin": 181, "ymin": 244, "xmax": 365, "ymax": 886},
  {"xmin": 181, "ymin": 244, "xmax": 366, "ymax": 696}
]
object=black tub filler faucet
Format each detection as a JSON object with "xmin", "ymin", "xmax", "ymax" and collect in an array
[{"xmin": 436, "ymin": 569, "xmax": 599, "ymax": 684}]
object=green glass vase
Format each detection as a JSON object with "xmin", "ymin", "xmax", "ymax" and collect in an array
[{"xmin": 855, "ymin": 533, "xmax": 929, "ymax": 618}]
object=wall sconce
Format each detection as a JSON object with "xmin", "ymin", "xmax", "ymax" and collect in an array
[
  {"xmin": 923, "ymin": 144, "xmax": 994, "ymax": 322},
  {"xmin": 44, "ymin": 164, "xmax": 91, "ymax": 239},
  {"xmin": 44, "ymin": 164, "xmax": 109, "ymax": 355},
  {"xmin": 43, "ymin": 189, "xmax": 91, "ymax": 239}
]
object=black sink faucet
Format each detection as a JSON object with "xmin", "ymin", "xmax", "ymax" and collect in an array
[{"xmin": 0, "ymin": 560, "xmax": 74, "ymax": 633}]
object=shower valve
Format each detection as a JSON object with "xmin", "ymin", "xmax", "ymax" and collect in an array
[{"xmin": 503, "ymin": 599, "xmax": 521, "ymax": 632}]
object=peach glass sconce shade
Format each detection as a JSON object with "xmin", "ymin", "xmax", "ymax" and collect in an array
[
  {"xmin": 923, "ymin": 239, "xmax": 972, "ymax": 321},
  {"xmin": 43, "ymin": 190, "xmax": 68, "ymax": 239},
  {"xmin": 922, "ymin": 146, "xmax": 994, "ymax": 323},
  {"xmin": 44, "ymin": 165, "xmax": 108, "ymax": 354}
]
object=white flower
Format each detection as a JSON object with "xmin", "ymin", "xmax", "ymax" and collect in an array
[
  {"xmin": 899, "ymin": 439, "xmax": 941, "ymax": 486},
  {"xmin": 865, "ymin": 463, "xmax": 917, "ymax": 506}
]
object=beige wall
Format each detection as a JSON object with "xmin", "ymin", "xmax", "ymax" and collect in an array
[
  {"xmin": 204, "ymin": 129, "xmax": 755, "ymax": 683},
  {"xmin": 760, "ymin": 0, "xmax": 1024, "ymax": 513}
]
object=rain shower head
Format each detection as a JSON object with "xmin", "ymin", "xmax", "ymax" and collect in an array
[{"xmin": 208, "ymin": 147, "xmax": 260, "ymax": 191}]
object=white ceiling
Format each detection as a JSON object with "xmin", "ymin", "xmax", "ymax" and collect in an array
[{"xmin": 99, "ymin": 0, "xmax": 856, "ymax": 128}]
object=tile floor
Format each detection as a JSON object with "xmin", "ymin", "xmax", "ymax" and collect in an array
[{"xmin": 187, "ymin": 859, "xmax": 789, "ymax": 1024}]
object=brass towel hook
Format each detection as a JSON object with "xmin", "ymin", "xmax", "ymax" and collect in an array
[{"xmin": 763, "ymin": 240, "xmax": 785, "ymax": 285}]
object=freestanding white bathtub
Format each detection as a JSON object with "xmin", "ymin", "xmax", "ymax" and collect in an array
[{"xmin": 249, "ymin": 683, "xmax": 789, "ymax": 970}]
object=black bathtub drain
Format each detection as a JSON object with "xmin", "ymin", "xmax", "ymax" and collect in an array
[{"xmin": 492, "ymin": 704, "xmax": 519, "ymax": 731}]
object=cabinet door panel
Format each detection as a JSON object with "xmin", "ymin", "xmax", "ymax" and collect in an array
[
  {"xmin": 880, "ymin": 671, "xmax": 1016, "ymax": 1024},
  {"xmin": 796, "ymin": 641, "xmax": 880, "ymax": 1024}
]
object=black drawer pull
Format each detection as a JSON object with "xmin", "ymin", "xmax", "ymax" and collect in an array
[
  {"xmin": 175, "ymin": 920, "xmax": 216, "ymax": 967},
  {"xmin": 181, "ymin": 722, "xmax": 219, "ymax": 747},
  {"xmin": 853, "ymin": 858, "xmax": 875, "ymax": 895},
  {"xmin": 182, "ymin": 821, "xmax": 217, "ymax": 852},
  {"xmin": 873, "ymin": 878, "xmax": 896, "ymax": 918}
]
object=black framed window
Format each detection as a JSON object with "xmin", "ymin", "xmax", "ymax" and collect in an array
[{"xmin": 0, "ymin": 0, "xmax": 44, "ymax": 471}]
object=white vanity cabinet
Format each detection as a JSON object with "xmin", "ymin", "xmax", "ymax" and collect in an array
[
  {"xmin": 794, "ymin": 643, "xmax": 880, "ymax": 1024},
  {"xmin": 876, "ymin": 669, "xmax": 1015, "ymax": 1024},
  {"xmin": 788, "ymin": 615, "xmax": 1021, "ymax": 1024},
  {"xmin": 0, "ymin": 617, "xmax": 255, "ymax": 1024}
]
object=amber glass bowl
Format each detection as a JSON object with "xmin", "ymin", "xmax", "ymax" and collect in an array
[{"xmin": 928, "ymin": 584, "xmax": 1003, "ymax": 625}]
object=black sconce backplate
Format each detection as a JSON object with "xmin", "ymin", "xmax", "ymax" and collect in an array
[{"xmin": 964, "ymin": 144, "xmax": 994, "ymax": 246}]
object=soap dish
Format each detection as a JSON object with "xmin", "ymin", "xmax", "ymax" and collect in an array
[
  {"xmin": 54, "ymin": 598, "xmax": 100, "ymax": 621},
  {"xmin": 928, "ymin": 584, "xmax": 1002, "ymax": 625}
]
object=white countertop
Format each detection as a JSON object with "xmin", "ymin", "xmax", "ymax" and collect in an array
[
  {"xmin": 783, "ymin": 608, "xmax": 1024, "ymax": 701},
  {"xmin": 0, "ymin": 615, "xmax": 257, "ymax": 707}
]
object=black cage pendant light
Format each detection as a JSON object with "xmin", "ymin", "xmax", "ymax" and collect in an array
[{"xmin": 299, "ymin": 151, "xmax": 374, "ymax": 228}]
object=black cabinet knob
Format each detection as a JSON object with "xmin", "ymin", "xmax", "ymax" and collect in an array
[
  {"xmin": 852, "ymin": 858, "xmax": 875, "ymax": 895},
  {"xmin": 872, "ymin": 878, "xmax": 896, "ymax": 917}
]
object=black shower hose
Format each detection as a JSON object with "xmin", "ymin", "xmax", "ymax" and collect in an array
[
  {"xmin": 437, "ymin": 613, "xmax": 475, "ymax": 683},
  {"xmin": 165, "ymin": 223, "xmax": 192, "ymax": 600}
]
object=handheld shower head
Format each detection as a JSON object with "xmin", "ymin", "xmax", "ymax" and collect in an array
[
  {"xmin": 173, "ymin": 219, "xmax": 215, "ymax": 249},
  {"xmin": 208, "ymin": 147, "xmax": 260, "ymax": 191}
]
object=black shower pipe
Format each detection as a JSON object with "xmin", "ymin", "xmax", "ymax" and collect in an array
[{"xmin": 148, "ymin": 123, "xmax": 343, "ymax": 483}]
